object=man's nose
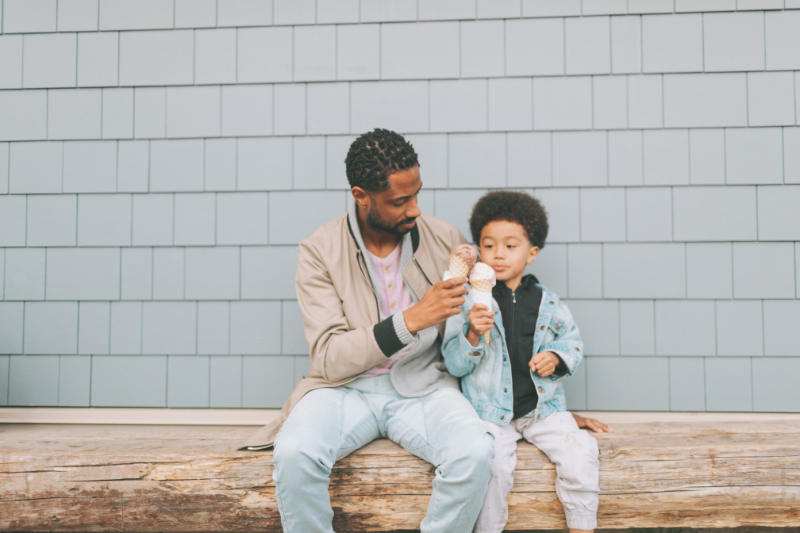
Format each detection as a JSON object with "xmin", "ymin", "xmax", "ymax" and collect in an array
[{"xmin": 406, "ymin": 197, "xmax": 421, "ymax": 219}]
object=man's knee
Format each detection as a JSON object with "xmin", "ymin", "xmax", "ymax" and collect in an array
[
  {"xmin": 273, "ymin": 432, "xmax": 334, "ymax": 480},
  {"xmin": 451, "ymin": 429, "xmax": 495, "ymax": 477}
]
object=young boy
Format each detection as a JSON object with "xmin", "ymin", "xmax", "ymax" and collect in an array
[{"xmin": 443, "ymin": 190, "xmax": 609, "ymax": 533}]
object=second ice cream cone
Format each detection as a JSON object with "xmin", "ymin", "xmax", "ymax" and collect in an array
[{"xmin": 470, "ymin": 279, "xmax": 494, "ymax": 343}]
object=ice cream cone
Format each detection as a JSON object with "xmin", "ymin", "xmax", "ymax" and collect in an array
[
  {"xmin": 469, "ymin": 279, "xmax": 494, "ymax": 343},
  {"xmin": 449, "ymin": 254, "xmax": 471, "ymax": 279}
]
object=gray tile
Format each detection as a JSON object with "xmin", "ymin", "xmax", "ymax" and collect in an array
[
  {"xmin": 269, "ymin": 191, "xmax": 347, "ymax": 245},
  {"xmin": 404, "ymin": 134, "xmax": 447, "ymax": 189},
  {"xmin": 603, "ymin": 243, "xmax": 685, "ymax": 299},
  {"xmin": 580, "ymin": 188, "xmax": 625, "ymax": 242},
  {"xmin": 448, "ymin": 133, "xmax": 506, "ymax": 188},
  {"xmin": 430, "ymin": 79, "xmax": 487, "ymax": 133},
  {"xmin": 307, "ymin": 83, "xmax": 350, "ymax": 135},
  {"xmin": 217, "ymin": 192, "xmax": 269, "ymax": 245},
  {"xmin": 725, "ymin": 128, "xmax": 783, "ymax": 185},
  {"xmin": 611, "ymin": 15, "xmax": 641, "ymax": 74},
  {"xmin": 3, "ymin": 0, "xmax": 57, "ymax": 33},
  {"xmin": 230, "ymin": 301, "xmax": 281, "ymax": 355},
  {"xmin": 237, "ymin": 138, "xmax": 292, "ymax": 191},
  {"xmin": 532, "ymin": 189, "xmax": 580, "ymax": 243},
  {"xmin": 26, "ymin": 194, "xmax": 77, "ymax": 247},
  {"xmin": 593, "ymin": 76, "xmax": 627, "ymax": 130},
  {"xmin": 360, "ymin": 0, "xmax": 417, "ymax": 22},
  {"xmin": 110, "ymin": 301, "xmax": 142, "ymax": 354},
  {"xmin": 173, "ymin": 0, "xmax": 215, "ymax": 27},
  {"xmin": 218, "ymin": 0, "xmax": 272, "ymax": 26},
  {"xmin": 507, "ymin": 132, "xmax": 551, "ymax": 188},
  {"xmin": 119, "ymin": 30, "xmax": 193, "ymax": 86},
  {"xmin": 9, "ymin": 355, "xmax": 59, "ymax": 406},
  {"xmin": 0, "ymin": 35, "xmax": 23, "ymax": 90},
  {"xmin": 686, "ymin": 243, "xmax": 733, "ymax": 299},
  {"xmin": 99, "ymin": 0, "xmax": 173, "ymax": 30},
  {"xmin": 0, "ymin": 357, "xmax": 8, "ymax": 404},
  {"xmin": 704, "ymin": 357, "xmax": 752, "ymax": 412},
  {"xmin": 567, "ymin": 244, "xmax": 602, "ymax": 299},
  {"xmin": 318, "ymin": 0, "xmax": 359, "ymax": 23},
  {"xmin": 167, "ymin": 355, "xmax": 209, "ymax": 408},
  {"xmin": 351, "ymin": 81, "xmax": 429, "ymax": 134},
  {"xmin": 241, "ymin": 246, "xmax": 300, "ymax": 300},
  {"xmin": 150, "ymin": 140, "xmax": 204, "ymax": 192},
  {"xmin": 753, "ymin": 358, "xmax": 800, "ymax": 412},
  {"xmin": 663, "ymin": 73, "xmax": 748, "ymax": 129},
  {"xmin": 587, "ymin": 356, "xmax": 669, "ymax": 410},
  {"xmin": 293, "ymin": 137, "xmax": 326, "ymax": 190},
  {"xmin": 381, "ymin": 21, "xmax": 458, "ymax": 80},
  {"xmin": 236, "ymin": 27, "xmax": 291, "ymax": 83},
  {"xmin": 747, "ymin": 72, "xmax": 796, "ymax": 127},
  {"xmin": 0, "ymin": 303, "xmax": 24, "ymax": 354},
  {"xmin": 419, "ymin": 0, "xmax": 474, "ymax": 20},
  {"xmin": 669, "ymin": 357, "xmax": 706, "ymax": 411},
  {"xmin": 132, "ymin": 194, "xmax": 174, "ymax": 246},
  {"xmin": 90, "ymin": 355, "xmax": 167, "ymax": 407},
  {"xmin": 23, "ymin": 302, "xmax": 78, "ymax": 355},
  {"xmin": 23, "ymin": 33, "xmax": 76, "ymax": 88},
  {"xmin": 791, "ymin": 128, "xmax": 800, "ymax": 185},
  {"xmin": 77, "ymin": 194, "xmax": 132, "ymax": 246},
  {"xmin": 325, "ymin": 135, "xmax": 358, "ymax": 190},
  {"xmin": 166, "ymin": 86, "xmax": 221, "ymax": 139},
  {"xmin": 117, "ymin": 140, "xmax": 149, "ymax": 192},
  {"xmin": 78, "ymin": 302, "xmax": 110, "ymax": 355},
  {"xmin": 477, "ymin": 0, "xmax": 520, "ymax": 18},
  {"xmin": 294, "ymin": 25, "xmax": 336, "ymax": 82},
  {"xmin": 47, "ymin": 89, "xmax": 102, "ymax": 140},
  {"xmin": 506, "ymin": 18, "xmax": 564, "ymax": 76},
  {"xmin": 195, "ymin": 29, "xmax": 236, "ymax": 85},
  {"xmin": 0, "ymin": 143, "xmax": 8, "ymax": 193},
  {"xmin": 142, "ymin": 302, "xmax": 196, "ymax": 355},
  {"xmin": 282, "ymin": 300, "xmax": 308, "ymax": 355},
  {"xmin": 152, "ymin": 248, "xmax": 184, "ymax": 300},
  {"xmin": 565, "ymin": 15, "xmax": 611, "ymax": 75},
  {"xmin": 174, "ymin": 193, "xmax": 216, "ymax": 246},
  {"xmin": 337, "ymin": 24, "xmax": 379, "ymax": 81},
  {"xmin": 626, "ymin": 187, "xmax": 672, "ymax": 242},
  {"xmin": 121, "ymin": 248, "xmax": 153, "ymax": 300},
  {"xmin": 204, "ymin": 138, "xmax": 237, "ymax": 191},
  {"xmin": 643, "ymin": 129, "xmax": 689, "ymax": 185},
  {"xmin": 534, "ymin": 77, "xmax": 593, "ymax": 131},
  {"xmin": 221, "ymin": 85, "xmax": 273, "ymax": 137},
  {"xmin": 628, "ymin": 74, "xmax": 663, "ymax": 129},
  {"xmin": 134, "ymin": 88, "xmax": 166, "ymax": 139},
  {"xmin": 274, "ymin": 84, "xmax": 306, "ymax": 136},
  {"xmin": 210, "ymin": 355, "xmax": 242, "ymax": 408},
  {"xmin": 58, "ymin": 355, "xmax": 91, "ymax": 406},
  {"xmin": 673, "ymin": 186, "xmax": 757, "ymax": 242},
  {"xmin": 765, "ymin": 10, "xmax": 800, "ymax": 70},
  {"xmin": 716, "ymin": 300, "xmax": 763, "ymax": 357},
  {"xmin": 552, "ymin": 131, "xmax": 607, "ymax": 186},
  {"xmin": 58, "ymin": 0, "xmax": 99, "ymax": 31},
  {"xmin": 689, "ymin": 129, "xmax": 725, "ymax": 185},
  {"xmin": 63, "ymin": 141, "xmax": 117, "ymax": 193},
  {"xmin": 0, "ymin": 195, "xmax": 26, "ymax": 246},
  {"xmin": 763, "ymin": 301, "xmax": 800, "ymax": 356},
  {"xmin": 461, "ymin": 20, "xmax": 504, "ymax": 79},
  {"xmin": 733, "ymin": 242, "xmax": 795, "ymax": 299},
  {"xmin": 655, "ymin": 300, "xmax": 716, "ymax": 356},
  {"xmin": 620, "ymin": 300, "xmax": 655, "ymax": 356},
  {"xmin": 4, "ymin": 248, "xmax": 46, "ymax": 301},
  {"xmin": 434, "ymin": 189, "xmax": 488, "ymax": 242},
  {"xmin": 642, "ymin": 13, "xmax": 703, "ymax": 73},
  {"xmin": 198, "ymin": 302, "xmax": 230, "ymax": 355},
  {"xmin": 561, "ymin": 362, "xmax": 587, "ymax": 411},
  {"xmin": 703, "ymin": 12, "xmax": 764, "ymax": 72},
  {"xmin": 10, "ymin": 141, "xmax": 63, "ymax": 194},
  {"xmin": 757, "ymin": 185, "xmax": 800, "ymax": 241},
  {"xmin": 527, "ymin": 243, "xmax": 568, "ymax": 297},
  {"xmin": 46, "ymin": 248, "xmax": 120, "ymax": 301},
  {"xmin": 523, "ymin": 0, "xmax": 580, "ymax": 16},
  {"xmin": 0, "ymin": 90, "xmax": 47, "ymax": 142},
  {"xmin": 563, "ymin": 300, "xmax": 619, "ymax": 356},
  {"xmin": 242, "ymin": 355, "xmax": 295, "ymax": 408},
  {"xmin": 77, "ymin": 32, "xmax": 118, "ymax": 87},
  {"xmin": 185, "ymin": 247, "xmax": 240, "ymax": 300}
]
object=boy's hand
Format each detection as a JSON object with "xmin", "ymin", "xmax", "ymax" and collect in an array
[
  {"xmin": 403, "ymin": 277, "xmax": 468, "ymax": 334},
  {"xmin": 529, "ymin": 351, "xmax": 562, "ymax": 377},
  {"xmin": 572, "ymin": 412, "xmax": 614, "ymax": 433},
  {"xmin": 466, "ymin": 304, "xmax": 494, "ymax": 347}
]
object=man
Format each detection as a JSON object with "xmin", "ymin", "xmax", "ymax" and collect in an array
[{"xmin": 243, "ymin": 129, "xmax": 494, "ymax": 533}]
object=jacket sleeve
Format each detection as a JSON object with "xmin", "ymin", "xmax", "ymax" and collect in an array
[
  {"xmin": 539, "ymin": 300, "xmax": 584, "ymax": 383},
  {"xmin": 295, "ymin": 239, "xmax": 395, "ymax": 383},
  {"xmin": 442, "ymin": 301, "xmax": 484, "ymax": 378}
]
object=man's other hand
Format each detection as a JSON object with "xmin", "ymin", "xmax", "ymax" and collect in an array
[{"xmin": 403, "ymin": 277, "xmax": 468, "ymax": 334}]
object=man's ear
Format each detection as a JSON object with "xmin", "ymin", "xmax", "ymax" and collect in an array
[
  {"xmin": 351, "ymin": 187, "xmax": 371, "ymax": 210},
  {"xmin": 526, "ymin": 246, "xmax": 540, "ymax": 265}
]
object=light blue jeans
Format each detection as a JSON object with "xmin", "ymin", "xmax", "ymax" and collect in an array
[{"xmin": 272, "ymin": 374, "xmax": 495, "ymax": 533}]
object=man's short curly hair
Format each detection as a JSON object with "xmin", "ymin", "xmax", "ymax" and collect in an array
[
  {"xmin": 345, "ymin": 128, "xmax": 419, "ymax": 193},
  {"xmin": 469, "ymin": 190, "xmax": 549, "ymax": 249}
]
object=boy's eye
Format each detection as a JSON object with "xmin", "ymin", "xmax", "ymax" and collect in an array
[{"xmin": 507, "ymin": 245, "xmax": 515, "ymax": 249}]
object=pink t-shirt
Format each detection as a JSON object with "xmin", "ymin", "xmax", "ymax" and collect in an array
[{"xmin": 362, "ymin": 243, "xmax": 416, "ymax": 376}]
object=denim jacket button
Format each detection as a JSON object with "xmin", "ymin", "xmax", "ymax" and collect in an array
[
  {"xmin": 504, "ymin": 388, "xmax": 507, "ymax": 393},
  {"xmin": 500, "ymin": 415, "xmax": 504, "ymax": 420},
  {"xmin": 540, "ymin": 326, "xmax": 545, "ymax": 330}
]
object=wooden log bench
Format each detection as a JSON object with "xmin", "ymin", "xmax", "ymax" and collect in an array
[{"xmin": 2, "ymin": 412, "xmax": 799, "ymax": 531}]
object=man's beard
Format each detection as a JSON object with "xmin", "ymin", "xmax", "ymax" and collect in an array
[{"xmin": 366, "ymin": 206, "xmax": 415, "ymax": 235}]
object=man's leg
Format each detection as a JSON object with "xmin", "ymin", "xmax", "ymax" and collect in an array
[
  {"xmin": 271, "ymin": 386, "xmax": 380, "ymax": 533},
  {"xmin": 385, "ymin": 387, "xmax": 495, "ymax": 533},
  {"xmin": 521, "ymin": 411, "xmax": 600, "ymax": 531},
  {"xmin": 473, "ymin": 421, "xmax": 522, "ymax": 533}
]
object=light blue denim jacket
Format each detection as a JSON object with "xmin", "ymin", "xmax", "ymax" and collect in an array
[{"xmin": 442, "ymin": 283, "xmax": 584, "ymax": 426}]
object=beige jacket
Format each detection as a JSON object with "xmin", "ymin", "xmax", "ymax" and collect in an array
[{"xmin": 242, "ymin": 210, "xmax": 467, "ymax": 449}]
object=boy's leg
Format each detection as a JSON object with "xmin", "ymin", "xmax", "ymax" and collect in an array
[
  {"xmin": 271, "ymin": 386, "xmax": 380, "ymax": 533},
  {"xmin": 384, "ymin": 387, "xmax": 495, "ymax": 533},
  {"xmin": 521, "ymin": 411, "xmax": 600, "ymax": 531},
  {"xmin": 473, "ymin": 421, "xmax": 523, "ymax": 533}
]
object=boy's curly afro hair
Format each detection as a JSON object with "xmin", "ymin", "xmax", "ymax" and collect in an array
[
  {"xmin": 345, "ymin": 128, "xmax": 419, "ymax": 193},
  {"xmin": 468, "ymin": 190, "xmax": 549, "ymax": 249}
]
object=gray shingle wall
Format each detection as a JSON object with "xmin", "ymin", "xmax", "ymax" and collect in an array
[{"xmin": 1, "ymin": 0, "xmax": 798, "ymax": 412}]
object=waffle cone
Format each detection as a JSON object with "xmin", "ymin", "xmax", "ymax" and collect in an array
[
  {"xmin": 449, "ymin": 255, "xmax": 470, "ymax": 279},
  {"xmin": 470, "ymin": 279, "xmax": 493, "ymax": 343}
]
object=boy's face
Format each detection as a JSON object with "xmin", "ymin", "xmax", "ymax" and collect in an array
[{"xmin": 478, "ymin": 220, "xmax": 539, "ymax": 287}]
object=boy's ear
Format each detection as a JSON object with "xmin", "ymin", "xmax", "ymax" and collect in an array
[{"xmin": 526, "ymin": 246, "xmax": 540, "ymax": 265}]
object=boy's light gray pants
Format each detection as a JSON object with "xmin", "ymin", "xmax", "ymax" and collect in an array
[{"xmin": 475, "ymin": 411, "xmax": 600, "ymax": 533}]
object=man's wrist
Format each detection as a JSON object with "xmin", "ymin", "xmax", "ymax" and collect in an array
[{"xmin": 403, "ymin": 309, "xmax": 418, "ymax": 335}]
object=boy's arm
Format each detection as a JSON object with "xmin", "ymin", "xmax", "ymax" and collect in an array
[
  {"xmin": 442, "ymin": 305, "xmax": 484, "ymax": 378},
  {"xmin": 538, "ymin": 300, "xmax": 584, "ymax": 382}
]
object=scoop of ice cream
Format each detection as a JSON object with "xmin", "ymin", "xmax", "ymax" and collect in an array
[
  {"xmin": 451, "ymin": 244, "xmax": 478, "ymax": 271},
  {"xmin": 469, "ymin": 262, "xmax": 496, "ymax": 286}
]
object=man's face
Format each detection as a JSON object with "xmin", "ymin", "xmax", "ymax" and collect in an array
[{"xmin": 361, "ymin": 166, "xmax": 423, "ymax": 235}]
